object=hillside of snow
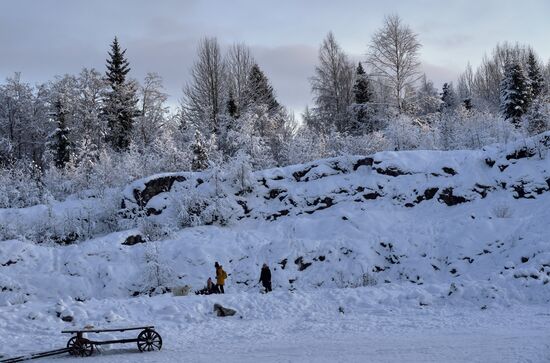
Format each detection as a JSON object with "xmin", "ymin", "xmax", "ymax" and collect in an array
[{"xmin": 1, "ymin": 133, "xmax": 550, "ymax": 361}]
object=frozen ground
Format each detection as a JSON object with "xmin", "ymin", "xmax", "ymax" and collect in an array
[{"xmin": 2, "ymin": 290, "xmax": 549, "ymax": 363}]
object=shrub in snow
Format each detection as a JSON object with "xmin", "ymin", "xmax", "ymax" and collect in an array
[
  {"xmin": 492, "ymin": 204, "xmax": 513, "ymax": 218},
  {"xmin": 138, "ymin": 218, "xmax": 173, "ymax": 242},
  {"xmin": 139, "ymin": 242, "xmax": 176, "ymax": 296},
  {"xmin": 333, "ymin": 270, "xmax": 377, "ymax": 289}
]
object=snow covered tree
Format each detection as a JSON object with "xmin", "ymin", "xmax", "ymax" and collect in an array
[
  {"xmin": 353, "ymin": 62, "xmax": 372, "ymax": 104},
  {"xmin": 367, "ymin": 15, "xmax": 422, "ymax": 113},
  {"xmin": 500, "ymin": 59, "xmax": 529, "ymax": 126},
  {"xmin": 347, "ymin": 63, "xmax": 376, "ymax": 135},
  {"xmin": 102, "ymin": 37, "xmax": 138, "ymax": 151},
  {"xmin": 525, "ymin": 95, "xmax": 550, "ymax": 135},
  {"xmin": 226, "ymin": 90, "xmax": 238, "ymax": 118},
  {"xmin": 49, "ymin": 98, "xmax": 71, "ymax": 168},
  {"xmin": 310, "ymin": 32, "xmax": 354, "ymax": 133},
  {"xmin": 141, "ymin": 242, "xmax": 175, "ymax": 296},
  {"xmin": 457, "ymin": 63, "xmax": 474, "ymax": 109},
  {"xmin": 182, "ymin": 37, "xmax": 227, "ymax": 139},
  {"xmin": 191, "ymin": 130, "xmax": 209, "ymax": 171},
  {"xmin": 469, "ymin": 43, "xmax": 531, "ymax": 111},
  {"xmin": 246, "ymin": 63, "xmax": 280, "ymax": 116},
  {"xmin": 526, "ymin": 49, "xmax": 544, "ymax": 102},
  {"xmin": 225, "ymin": 43, "xmax": 254, "ymax": 115},
  {"xmin": 74, "ymin": 68, "xmax": 107, "ymax": 155},
  {"xmin": 440, "ymin": 83, "xmax": 457, "ymax": 111},
  {"xmin": 415, "ymin": 74, "xmax": 440, "ymax": 116},
  {"xmin": 134, "ymin": 72, "xmax": 169, "ymax": 149},
  {"xmin": 0, "ymin": 74, "xmax": 49, "ymax": 164}
]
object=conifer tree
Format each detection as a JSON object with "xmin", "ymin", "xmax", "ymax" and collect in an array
[
  {"xmin": 440, "ymin": 83, "xmax": 457, "ymax": 111},
  {"xmin": 50, "ymin": 98, "xmax": 71, "ymax": 169},
  {"xmin": 500, "ymin": 60, "xmax": 529, "ymax": 126},
  {"xmin": 353, "ymin": 62, "xmax": 372, "ymax": 104},
  {"xmin": 526, "ymin": 50, "xmax": 544, "ymax": 101},
  {"xmin": 103, "ymin": 37, "xmax": 138, "ymax": 151},
  {"xmin": 348, "ymin": 62, "xmax": 375, "ymax": 135},
  {"xmin": 246, "ymin": 64, "xmax": 280, "ymax": 114},
  {"xmin": 191, "ymin": 130, "xmax": 209, "ymax": 171},
  {"xmin": 226, "ymin": 90, "xmax": 238, "ymax": 118}
]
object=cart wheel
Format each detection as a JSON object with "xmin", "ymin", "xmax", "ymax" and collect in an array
[
  {"xmin": 137, "ymin": 329, "xmax": 162, "ymax": 352},
  {"xmin": 67, "ymin": 336, "xmax": 94, "ymax": 357}
]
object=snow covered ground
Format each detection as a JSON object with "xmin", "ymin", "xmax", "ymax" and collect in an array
[
  {"xmin": 1, "ymin": 291, "xmax": 549, "ymax": 362},
  {"xmin": 1, "ymin": 134, "xmax": 550, "ymax": 362}
]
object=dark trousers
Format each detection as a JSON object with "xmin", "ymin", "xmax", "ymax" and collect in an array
[
  {"xmin": 217, "ymin": 284, "xmax": 224, "ymax": 294},
  {"xmin": 262, "ymin": 281, "xmax": 272, "ymax": 292}
]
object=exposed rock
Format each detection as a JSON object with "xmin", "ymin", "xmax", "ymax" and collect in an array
[
  {"xmin": 268, "ymin": 210, "xmax": 289, "ymax": 221},
  {"xmin": 134, "ymin": 175, "xmax": 185, "ymax": 208},
  {"xmin": 237, "ymin": 200, "xmax": 251, "ymax": 214},
  {"xmin": 122, "ymin": 234, "xmax": 145, "ymax": 246},
  {"xmin": 485, "ymin": 158, "xmax": 495, "ymax": 167},
  {"xmin": 1, "ymin": 259, "xmax": 18, "ymax": 267},
  {"xmin": 376, "ymin": 167, "xmax": 410, "ymax": 177},
  {"xmin": 363, "ymin": 192, "xmax": 381, "ymax": 200},
  {"xmin": 472, "ymin": 184, "xmax": 494, "ymax": 198},
  {"xmin": 266, "ymin": 189, "xmax": 286, "ymax": 200},
  {"xmin": 512, "ymin": 182, "xmax": 536, "ymax": 199},
  {"xmin": 424, "ymin": 188, "xmax": 439, "ymax": 200},
  {"xmin": 353, "ymin": 157, "xmax": 374, "ymax": 171},
  {"xmin": 437, "ymin": 188, "xmax": 469, "ymax": 206},
  {"xmin": 506, "ymin": 148, "xmax": 536, "ymax": 160},
  {"xmin": 213, "ymin": 303, "xmax": 237, "ymax": 317},
  {"xmin": 442, "ymin": 167, "xmax": 457, "ymax": 176},
  {"xmin": 294, "ymin": 256, "xmax": 312, "ymax": 271},
  {"xmin": 292, "ymin": 166, "xmax": 315, "ymax": 182}
]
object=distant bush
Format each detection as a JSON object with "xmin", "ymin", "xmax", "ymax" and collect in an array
[{"xmin": 492, "ymin": 204, "xmax": 512, "ymax": 218}]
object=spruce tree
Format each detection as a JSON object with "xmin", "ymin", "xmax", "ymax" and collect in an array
[
  {"xmin": 103, "ymin": 37, "xmax": 138, "ymax": 151},
  {"xmin": 440, "ymin": 83, "xmax": 457, "ymax": 111},
  {"xmin": 50, "ymin": 98, "xmax": 71, "ymax": 169},
  {"xmin": 353, "ymin": 62, "xmax": 372, "ymax": 104},
  {"xmin": 191, "ymin": 130, "xmax": 209, "ymax": 171},
  {"xmin": 246, "ymin": 64, "xmax": 279, "ymax": 114},
  {"xmin": 526, "ymin": 50, "xmax": 544, "ymax": 101},
  {"xmin": 500, "ymin": 60, "xmax": 529, "ymax": 126},
  {"xmin": 226, "ymin": 90, "xmax": 238, "ymax": 118}
]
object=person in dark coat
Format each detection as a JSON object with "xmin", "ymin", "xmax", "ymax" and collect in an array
[{"xmin": 259, "ymin": 263, "xmax": 272, "ymax": 293}]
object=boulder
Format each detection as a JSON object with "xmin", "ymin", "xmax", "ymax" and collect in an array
[{"xmin": 213, "ymin": 303, "xmax": 237, "ymax": 317}]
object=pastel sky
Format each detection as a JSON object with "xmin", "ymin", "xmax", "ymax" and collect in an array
[{"xmin": 1, "ymin": 0, "xmax": 549, "ymax": 114}]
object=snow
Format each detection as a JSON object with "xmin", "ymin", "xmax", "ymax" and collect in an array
[{"xmin": 1, "ymin": 133, "xmax": 550, "ymax": 362}]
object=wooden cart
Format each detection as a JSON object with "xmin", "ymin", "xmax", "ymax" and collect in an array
[{"xmin": 62, "ymin": 326, "xmax": 162, "ymax": 357}]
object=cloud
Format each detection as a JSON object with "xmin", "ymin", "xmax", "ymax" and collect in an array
[{"xmin": 421, "ymin": 62, "xmax": 461, "ymax": 89}]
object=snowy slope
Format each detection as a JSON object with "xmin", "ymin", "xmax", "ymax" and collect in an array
[{"xmin": 0, "ymin": 133, "xmax": 549, "ymax": 361}]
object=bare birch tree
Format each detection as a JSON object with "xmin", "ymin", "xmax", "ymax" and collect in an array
[
  {"xmin": 225, "ymin": 43, "xmax": 254, "ymax": 115},
  {"xmin": 310, "ymin": 32, "xmax": 354, "ymax": 133},
  {"xmin": 181, "ymin": 37, "xmax": 226, "ymax": 137},
  {"xmin": 367, "ymin": 15, "xmax": 422, "ymax": 112}
]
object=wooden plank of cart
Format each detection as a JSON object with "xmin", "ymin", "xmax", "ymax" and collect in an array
[{"xmin": 61, "ymin": 326, "xmax": 162, "ymax": 357}]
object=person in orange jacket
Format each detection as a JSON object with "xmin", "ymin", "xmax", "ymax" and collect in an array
[{"xmin": 215, "ymin": 261, "xmax": 227, "ymax": 294}]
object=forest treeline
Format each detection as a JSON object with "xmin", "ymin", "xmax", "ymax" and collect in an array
[{"xmin": 1, "ymin": 15, "xmax": 549, "ymax": 208}]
